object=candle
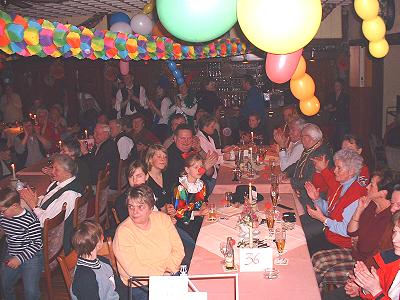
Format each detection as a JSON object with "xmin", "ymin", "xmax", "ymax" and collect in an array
[
  {"xmin": 58, "ymin": 140, "xmax": 62, "ymax": 148},
  {"xmin": 11, "ymin": 163, "xmax": 16, "ymax": 180},
  {"xmin": 250, "ymin": 147, "xmax": 253, "ymax": 162},
  {"xmin": 251, "ymin": 131, "xmax": 254, "ymax": 142},
  {"xmin": 249, "ymin": 223, "xmax": 253, "ymax": 248},
  {"xmin": 84, "ymin": 129, "xmax": 88, "ymax": 139},
  {"xmin": 249, "ymin": 182, "xmax": 252, "ymax": 202},
  {"xmin": 33, "ymin": 114, "xmax": 37, "ymax": 124},
  {"xmin": 29, "ymin": 113, "xmax": 33, "ymax": 119}
]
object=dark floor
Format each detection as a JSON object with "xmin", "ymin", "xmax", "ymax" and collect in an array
[{"xmin": 15, "ymin": 268, "xmax": 70, "ymax": 300}]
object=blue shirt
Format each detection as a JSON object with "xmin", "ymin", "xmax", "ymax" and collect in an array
[
  {"xmin": 315, "ymin": 176, "xmax": 359, "ymax": 237},
  {"xmin": 240, "ymin": 86, "xmax": 265, "ymax": 121}
]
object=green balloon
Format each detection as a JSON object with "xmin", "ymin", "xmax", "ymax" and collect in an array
[{"xmin": 157, "ymin": 0, "xmax": 237, "ymax": 43}]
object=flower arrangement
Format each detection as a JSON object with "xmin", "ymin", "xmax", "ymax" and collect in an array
[{"xmin": 238, "ymin": 199, "xmax": 259, "ymax": 228}]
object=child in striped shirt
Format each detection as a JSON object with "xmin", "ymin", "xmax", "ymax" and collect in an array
[{"xmin": 0, "ymin": 188, "xmax": 43, "ymax": 300}]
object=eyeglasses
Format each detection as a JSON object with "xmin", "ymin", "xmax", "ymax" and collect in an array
[{"xmin": 0, "ymin": 206, "xmax": 12, "ymax": 215}]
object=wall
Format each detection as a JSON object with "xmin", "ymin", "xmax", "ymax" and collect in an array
[
  {"xmin": 382, "ymin": 45, "xmax": 400, "ymax": 134},
  {"xmin": 314, "ymin": 6, "xmax": 342, "ymax": 38}
]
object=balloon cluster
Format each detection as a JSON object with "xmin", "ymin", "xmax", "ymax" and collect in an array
[
  {"xmin": 0, "ymin": 11, "xmax": 246, "ymax": 61},
  {"xmin": 354, "ymin": 0, "xmax": 389, "ymax": 58},
  {"xmin": 166, "ymin": 60, "xmax": 184, "ymax": 85},
  {"xmin": 290, "ymin": 56, "xmax": 320, "ymax": 116}
]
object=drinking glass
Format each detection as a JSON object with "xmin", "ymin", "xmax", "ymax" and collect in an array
[
  {"xmin": 270, "ymin": 184, "xmax": 280, "ymax": 212},
  {"xmin": 274, "ymin": 227, "xmax": 288, "ymax": 265},
  {"xmin": 265, "ymin": 210, "xmax": 275, "ymax": 237},
  {"xmin": 225, "ymin": 192, "xmax": 233, "ymax": 207},
  {"xmin": 208, "ymin": 203, "xmax": 217, "ymax": 222},
  {"xmin": 219, "ymin": 241, "xmax": 228, "ymax": 264}
]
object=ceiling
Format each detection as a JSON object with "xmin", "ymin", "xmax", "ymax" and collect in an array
[
  {"xmin": 2, "ymin": 0, "xmax": 353, "ymax": 23},
  {"xmin": 2, "ymin": 0, "xmax": 147, "ymax": 20}
]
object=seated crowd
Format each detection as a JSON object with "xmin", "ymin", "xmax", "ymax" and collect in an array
[{"xmin": 0, "ymin": 80, "xmax": 400, "ymax": 300}]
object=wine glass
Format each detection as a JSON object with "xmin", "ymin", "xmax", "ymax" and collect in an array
[
  {"xmin": 219, "ymin": 241, "xmax": 228, "ymax": 264},
  {"xmin": 265, "ymin": 209, "xmax": 275, "ymax": 237},
  {"xmin": 274, "ymin": 227, "xmax": 287, "ymax": 265},
  {"xmin": 270, "ymin": 184, "xmax": 280, "ymax": 212}
]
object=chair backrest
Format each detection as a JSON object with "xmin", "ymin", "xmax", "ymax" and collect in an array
[
  {"xmin": 43, "ymin": 203, "xmax": 67, "ymax": 300},
  {"xmin": 111, "ymin": 207, "xmax": 121, "ymax": 226},
  {"xmin": 57, "ymin": 250, "xmax": 78, "ymax": 293},
  {"xmin": 43, "ymin": 203, "xmax": 67, "ymax": 271},
  {"xmin": 57, "ymin": 236, "xmax": 118, "ymax": 297},
  {"xmin": 73, "ymin": 186, "xmax": 94, "ymax": 228},
  {"xmin": 97, "ymin": 236, "xmax": 118, "ymax": 274},
  {"xmin": 117, "ymin": 159, "xmax": 129, "ymax": 195},
  {"xmin": 95, "ymin": 164, "xmax": 110, "ymax": 227}
]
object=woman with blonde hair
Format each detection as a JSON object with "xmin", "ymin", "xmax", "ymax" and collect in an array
[{"xmin": 145, "ymin": 144, "xmax": 169, "ymax": 210}]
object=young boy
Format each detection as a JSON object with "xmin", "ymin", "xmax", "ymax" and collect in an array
[
  {"xmin": 0, "ymin": 188, "xmax": 43, "ymax": 300},
  {"xmin": 71, "ymin": 220, "xmax": 119, "ymax": 300}
]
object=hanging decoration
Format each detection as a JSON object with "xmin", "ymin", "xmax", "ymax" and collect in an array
[
  {"xmin": 157, "ymin": 0, "xmax": 238, "ymax": 43},
  {"xmin": 0, "ymin": 11, "xmax": 246, "ymax": 61},
  {"xmin": 290, "ymin": 56, "xmax": 320, "ymax": 116},
  {"xmin": 354, "ymin": 0, "xmax": 389, "ymax": 58},
  {"xmin": 237, "ymin": 0, "xmax": 322, "ymax": 55},
  {"xmin": 166, "ymin": 60, "xmax": 184, "ymax": 85},
  {"xmin": 265, "ymin": 48, "xmax": 303, "ymax": 84}
]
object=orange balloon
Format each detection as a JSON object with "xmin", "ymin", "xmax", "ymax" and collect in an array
[
  {"xmin": 300, "ymin": 96, "xmax": 320, "ymax": 116},
  {"xmin": 291, "ymin": 56, "xmax": 306, "ymax": 80},
  {"xmin": 290, "ymin": 73, "xmax": 315, "ymax": 100}
]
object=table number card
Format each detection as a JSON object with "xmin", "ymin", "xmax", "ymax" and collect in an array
[
  {"xmin": 239, "ymin": 247, "xmax": 273, "ymax": 272},
  {"xmin": 149, "ymin": 276, "xmax": 188, "ymax": 300}
]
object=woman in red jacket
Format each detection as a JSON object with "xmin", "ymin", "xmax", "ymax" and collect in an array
[{"xmin": 312, "ymin": 134, "xmax": 370, "ymax": 195}]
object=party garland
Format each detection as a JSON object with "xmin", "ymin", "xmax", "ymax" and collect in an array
[{"xmin": 0, "ymin": 11, "xmax": 246, "ymax": 61}]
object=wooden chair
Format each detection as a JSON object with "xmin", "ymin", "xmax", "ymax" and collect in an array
[
  {"xmin": 73, "ymin": 186, "xmax": 94, "ymax": 228},
  {"xmin": 117, "ymin": 159, "xmax": 129, "ymax": 195},
  {"xmin": 43, "ymin": 203, "xmax": 67, "ymax": 300},
  {"xmin": 95, "ymin": 164, "xmax": 110, "ymax": 229},
  {"xmin": 57, "ymin": 236, "xmax": 118, "ymax": 297},
  {"xmin": 111, "ymin": 207, "xmax": 121, "ymax": 226}
]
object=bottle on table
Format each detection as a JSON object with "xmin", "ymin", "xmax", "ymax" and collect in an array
[{"xmin": 225, "ymin": 236, "xmax": 235, "ymax": 270}]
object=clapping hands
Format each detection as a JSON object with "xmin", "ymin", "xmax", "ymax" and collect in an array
[
  {"xmin": 304, "ymin": 181, "xmax": 320, "ymax": 201},
  {"xmin": 311, "ymin": 155, "xmax": 329, "ymax": 173},
  {"xmin": 353, "ymin": 261, "xmax": 382, "ymax": 297}
]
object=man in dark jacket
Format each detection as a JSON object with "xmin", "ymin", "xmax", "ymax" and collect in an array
[{"xmin": 81, "ymin": 124, "xmax": 120, "ymax": 191}]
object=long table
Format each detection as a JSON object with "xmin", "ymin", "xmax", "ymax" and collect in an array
[
  {"xmin": 0, "ymin": 160, "xmax": 50, "ymax": 196},
  {"xmin": 188, "ymin": 163, "xmax": 321, "ymax": 300}
]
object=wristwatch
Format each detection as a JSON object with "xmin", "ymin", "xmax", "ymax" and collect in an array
[
  {"xmin": 323, "ymin": 218, "xmax": 329, "ymax": 227},
  {"xmin": 279, "ymin": 147, "xmax": 286, "ymax": 152}
]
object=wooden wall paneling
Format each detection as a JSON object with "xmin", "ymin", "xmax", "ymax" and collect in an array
[{"xmin": 307, "ymin": 59, "xmax": 337, "ymax": 107}]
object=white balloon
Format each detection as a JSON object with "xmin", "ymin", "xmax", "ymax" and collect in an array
[
  {"xmin": 130, "ymin": 13, "xmax": 154, "ymax": 35},
  {"xmin": 110, "ymin": 22, "xmax": 133, "ymax": 34}
]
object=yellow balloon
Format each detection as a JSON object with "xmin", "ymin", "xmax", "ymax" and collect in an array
[
  {"xmin": 237, "ymin": 0, "xmax": 322, "ymax": 54},
  {"xmin": 290, "ymin": 73, "xmax": 315, "ymax": 101},
  {"xmin": 300, "ymin": 96, "xmax": 320, "ymax": 116},
  {"xmin": 143, "ymin": 3, "xmax": 154, "ymax": 14},
  {"xmin": 292, "ymin": 56, "xmax": 307, "ymax": 80},
  {"xmin": 354, "ymin": 0, "xmax": 379, "ymax": 21},
  {"xmin": 362, "ymin": 17, "xmax": 386, "ymax": 42},
  {"xmin": 369, "ymin": 39, "xmax": 389, "ymax": 58}
]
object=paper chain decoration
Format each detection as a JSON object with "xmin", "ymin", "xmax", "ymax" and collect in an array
[{"xmin": 0, "ymin": 11, "xmax": 246, "ymax": 61}]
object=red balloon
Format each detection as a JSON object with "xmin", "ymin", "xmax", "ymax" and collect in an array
[
  {"xmin": 265, "ymin": 48, "xmax": 303, "ymax": 84},
  {"xmin": 119, "ymin": 60, "xmax": 129, "ymax": 75}
]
